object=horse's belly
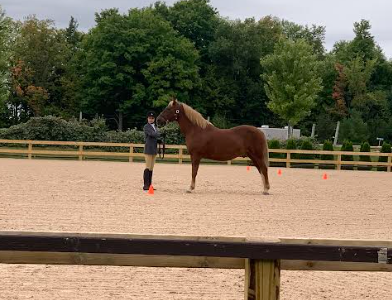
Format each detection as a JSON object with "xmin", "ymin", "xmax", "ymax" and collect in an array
[
  {"xmin": 205, "ymin": 153, "xmax": 239, "ymax": 161},
  {"xmin": 203, "ymin": 143, "xmax": 245, "ymax": 161}
]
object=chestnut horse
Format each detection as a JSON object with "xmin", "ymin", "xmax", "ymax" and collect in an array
[{"xmin": 156, "ymin": 99, "xmax": 270, "ymax": 194}]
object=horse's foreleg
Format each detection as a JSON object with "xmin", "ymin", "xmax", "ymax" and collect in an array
[{"xmin": 187, "ymin": 156, "xmax": 201, "ymax": 193}]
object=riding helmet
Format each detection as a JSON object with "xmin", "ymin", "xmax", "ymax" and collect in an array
[{"xmin": 147, "ymin": 111, "xmax": 155, "ymax": 118}]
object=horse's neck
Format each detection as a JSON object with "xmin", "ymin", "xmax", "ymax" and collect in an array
[{"xmin": 178, "ymin": 115, "xmax": 200, "ymax": 136}]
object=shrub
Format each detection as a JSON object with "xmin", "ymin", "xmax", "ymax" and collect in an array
[
  {"xmin": 0, "ymin": 116, "xmax": 186, "ymax": 146},
  {"xmin": 0, "ymin": 116, "xmax": 107, "ymax": 142},
  {"xmin": 159, "ymin": 122, "xmax": 185, "ymax": 145},
  {"xmin": 268, "ymin": 139, "xmax": 284, "ymax": 159},
  {"xmin": 341, "ymin": 140, "xmax": 354, "ymax": 161},
  {"xmin": 359, "ymin": 142, "xmax": 371, "ymax": 162},
  {"xmin": 286, "ymin": 138, "xmax": 298, "ymax": 159},
  {"xmin": 321, "ymin": 140, "xmax": 334, "ymax": 160},
  {"xmin": 299, "ymin": 138, "xmax": 315, "ymax": 159},
  {"xmin": 211, "ymin": 114, "xmax": 231, "ymax": 129},
  {"xmin": 378, "ymin": 142, "xmax": 391, "ymax": 171},
  {"xmin": 339, "ymin": 110, "xmax": 369, "ymax": 143},
  {"xmin": 281, "ymin": 137, "xmax": 318, "ymax": 149}
]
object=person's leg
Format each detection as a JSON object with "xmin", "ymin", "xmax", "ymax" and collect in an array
[
  {"xmin": 143, "ymin": 154, "xmax": 153, "ymax": 190},
  {"xmin": 149, "ymin": 155, "xmax": 157, "ymax": 188}
]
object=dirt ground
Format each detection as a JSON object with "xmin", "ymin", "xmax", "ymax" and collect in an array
[{"xmin": 0, "ymin": 158, "xmax": 391, "ymax": 300}]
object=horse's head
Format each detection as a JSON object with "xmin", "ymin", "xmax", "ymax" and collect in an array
[{"xmin": 156, "ymin": 98, "xmax": 182, "ymax": 126}]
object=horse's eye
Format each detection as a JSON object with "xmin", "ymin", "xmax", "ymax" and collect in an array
[{"xmin": 176, "ymin": 110, "xmax": 180, "ymax": 114}]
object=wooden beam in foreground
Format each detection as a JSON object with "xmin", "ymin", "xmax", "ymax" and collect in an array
[{"xmin": 0, "ymin": 232, "xmax": 390, "ymax": 270}]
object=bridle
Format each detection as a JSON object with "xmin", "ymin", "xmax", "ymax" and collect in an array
[
  {"xmin": 157, "ymin": 107, "xmax": 180, "ymax": 159},
  {"xmin": 174, "ymin": 109, "xmax": 180, "ymax": 121},
  {"xmin": 158, "ymin": 133, "xmax": 166, "ymax": 159}
]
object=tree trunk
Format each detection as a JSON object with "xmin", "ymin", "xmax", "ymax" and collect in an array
[
  {"xmin": 118, "ymin": 111, "xmax": 123, "ymax": 132},
  {"xmin": 311, "ymin": 123, "xmax": 316, "ymax": 138},
  {"xmin": 333, "ymin": 121, "xmax": 340, "ymax": 146},
  {"xmin": 287, "ymin": 124, "xmax": 293, "ymax": 139}
]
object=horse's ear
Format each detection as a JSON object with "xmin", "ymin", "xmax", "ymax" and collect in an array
[{"xmin": 173, "ymin": 98, "xmax": 177, "ymax": 104}]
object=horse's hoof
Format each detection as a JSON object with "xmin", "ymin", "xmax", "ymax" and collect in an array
[
  {"xmin": 263, "ymin": 191, "xmax": 270, "ymax": 195},
  {"xmin": 186, "ymin": 189, "xmax": 192, "ymax": 194}
]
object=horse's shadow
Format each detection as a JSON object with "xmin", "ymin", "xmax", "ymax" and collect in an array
[{"xmin": 159, "ymin": 186, "xmax": 271, "ymax": 196}]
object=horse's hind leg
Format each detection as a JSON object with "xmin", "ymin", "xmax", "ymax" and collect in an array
[
  {"xmin": 248, "ymin": 152, "xmax": 270, "ymax": 195},
  {"xmin": 260, "ymin": 163, "xmax": 270, "ymax": 195}
]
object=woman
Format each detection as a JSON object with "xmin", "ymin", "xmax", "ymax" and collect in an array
[{"xmin": 143, "ymin": 111, "xmax": 161, "ymax": 190}]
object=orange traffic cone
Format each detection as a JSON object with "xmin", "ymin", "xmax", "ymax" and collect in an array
[
  {"xmin": 323, "ymin": 173, "xmax": 328, "ymax": 180},
  {"xmin": 148, "ymin": 185, "xmax": 154, "ymax": 195},
  {"xmin": 246, "ymin": 166, "xmax": 250, "ymax": 171},
  {"xmin": 278, "ymin": 169, "xmax": 282, "ymax": 176}
]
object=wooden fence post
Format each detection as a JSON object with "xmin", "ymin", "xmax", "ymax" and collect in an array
[
  {"xmin": 28, "ymin": 142, "xmax": 33, "ymax": 159},
  {"xmin": 179, "ymin": 148, "xmax": 183, "ymax": 164},
  {"xmin": 388, "ymin": 155, "xmax": 391, "ymax": 173},
  {"xmin": 78, "ymin": 144, "xmax": 83, "ymax": 161},
  {"xmin": 245, "ymin": 259, "xmax": 280, "ymax": 300},
  {"xmin": 286, "ymin": 152, "xmax": 291, "ymax": 168},
  {"xmin": 129, "ymin": 146, "xmax": 134, "ymax": 163},
  {"xmin": 337, "ymin": 154, "xmax": 342, "ymax": 170}
]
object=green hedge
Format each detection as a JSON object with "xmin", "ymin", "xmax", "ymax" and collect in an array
[
  {"xmin": 268, "ymin": 139, "xmax": 284, "ymax": 159},
  {"xmin": 0, "ymin": 116, "xmax": 108, "ymax": 142},
  {"xmin": 286, "ymin": 138, "xmax": 298, "ymax": 159},
  {"xmin": 298, "ymin": 138, "xmax": 315, "ymax": 159},
  {"xmin": 359, "ymin": 142, "xmax": 371, "ymax": 162},
  {"xmin": 0, "ymin": 116, "xmax": 184, "ymax": 145},
  {"xmin": 341, "ymin": 140, "xmax": 354, "ymax": 161},
  {"xmin": 321, "ymin": 140, "xmax": 334, "ymax": 160},
  {"xmin": 378, "ymin": 142, "xmax": 391, "ymax": 171}
]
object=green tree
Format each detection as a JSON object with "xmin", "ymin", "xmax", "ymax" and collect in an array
[
  {"xmin": 77, "ymin": 8, "xmax": 200, "ymax": 130},
  {"xmin": 331, "ymin": 20, "xmax": 391, "ymax": 144},
  {"xmin": 10, "ymin": 16, "xmax": 71, "ymax": 118},
  {"xmin": 261, "ymin": 39, "xmax": 323, "ymax": 137},
  {"xmin": 0, "ymin": 6, "xmax": 14, "ymax": 126},
  {"xmin": 333, "ymin": 20, "xmax": 382, "ymax": 64},
  {"xmin": 64, "ymin": 16, "xmax": 83, "ymax": 51},
  {"xmin": 349, "ymin": 20, "xmax": 379, "ymax": 61},
  {"xmin": 344, "ymin": 56, "xmax": 377, "ymax": 109},
  {"xmin": 339, "ymin": 110, "xmax": 369, "ymax": 143},
  {"xmin": 331, "ymin": 63, "xmax": 348, "ymax": 118},
  {"xmin": 59, "ymin": 16, "xmax": 85, "ymax": 118},
  {"xmin": 156, "ymin": 0, "xmax": 219, "ymax": 61},
  {"xmin": 281, "ymin": 20, "xmax": 326, "ymax": 57},
  {"xmin": 207, "ymin": 16, "xmax": 282, "ymax": 125}
]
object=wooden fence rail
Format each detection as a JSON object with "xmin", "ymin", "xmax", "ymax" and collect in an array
[
  {"xmin": 0, "ymin": 231, "xmax": 391, "ymax": 300},
  {"xmin": 0, "ymin": 139, "xmax": 391, "ymax": 172}
]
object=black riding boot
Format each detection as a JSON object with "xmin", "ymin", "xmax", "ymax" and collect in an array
[
  {"xmin": 143, "ymin": 169, "xmax": 150, "ymax": 191},
  {"xmin": 149, "ymin": 170, "xmax": 156, "ymax": 190}
]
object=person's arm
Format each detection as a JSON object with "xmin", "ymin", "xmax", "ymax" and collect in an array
[{"xmin": 144, "ymin": 124, "xmax": 160, "ymax": 138}]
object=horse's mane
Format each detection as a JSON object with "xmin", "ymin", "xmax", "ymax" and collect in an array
[{"xmin": 169, "ymin": 101, "xmax": 213, "ymax": 129}]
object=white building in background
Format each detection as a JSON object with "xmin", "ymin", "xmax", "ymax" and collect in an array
[{"xmin": 258, "ymin": 125, "xmax": 300, "ymax": 140}]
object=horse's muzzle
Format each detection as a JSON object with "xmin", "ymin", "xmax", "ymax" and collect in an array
[{"xmin": 156, "ymin": 116, "xmax": 166, "ymax": 127}]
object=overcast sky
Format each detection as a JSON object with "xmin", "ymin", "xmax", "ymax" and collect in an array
[{"xmin": 2, "ymin": 0, "xmax": 392, "ymax": 59}]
